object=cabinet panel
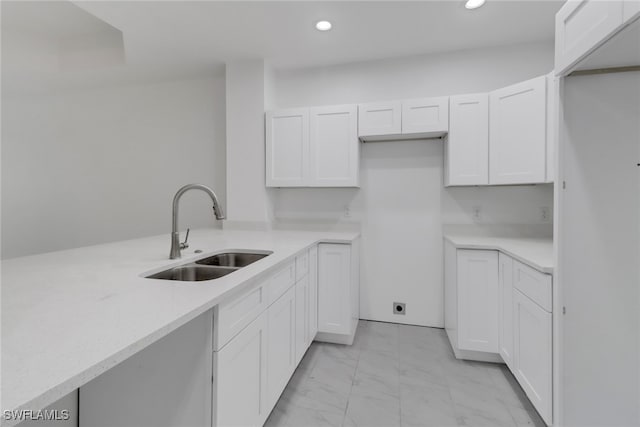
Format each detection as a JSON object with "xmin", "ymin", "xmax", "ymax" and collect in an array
[
  {"xmin": 80, "ymin": 311, "xmax": 213, "ymax": 427},
  {"xmin": 295, "ymin": 249, "xmax": 309, "ymax": 281},
  {"xmin": 309, "ymin": 245, "xmax": 319, "ymax": 340},
  {"xmin": 358, "ymin": 101, "xmax": 402, "ymax": 138},
  {"xmin": 489, "ymin": 76, "xmax": 547, "ymax": 185},
  {"xmin": 317, "ymin": 244, "xmax": 352, "ymax": 335},
  {"xmin": 266, "ymin": 287, "xmax": 296, "ymax": 411},
  {"xmin": 295, "ymin": 274, "xmax": 310, "ymax": 364},
  {"xmin": 457, "ymin": 250, "xmax": 499, "ymax": 353},
  {"xmin": 309, "ymin": 105, "xmax": 359, "ymax": 187},
  {"xmin": 266, "ymin": 108, "xmax": 309, "ymax": 187},
  {"xmin": 215, "ymin": 311, "xmax": 268, "ymax": 427},
  {"xmin": 446, "ymin": 93, "xmax": 489, "ymax": 186},
  {"xmin": 401, "ymin": 97, "xmax": 449, "ymax": 136},
  {"xmin": 498, "ymin": 253, "xmax": 514, "ymax": 369},
  {"xmin": 513, "ymin": 289, "xmax": 552, "ymax": 426},
  {"xmin": 513, "ymin": 260, "xmax": 552, "ymax": 312},
  {"xmin": 555, "ymin": 0, "xmax": 624, "ymax": 75}
]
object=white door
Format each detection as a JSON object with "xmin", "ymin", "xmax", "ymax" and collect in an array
[
  {"xmin": 357, "ymin": 101, "xmax": 402, "ymax": 139},
  {"xmin": 265, "ymin": 108, "xmax": 309, "ymax": 187},
  {"xmin": 401, "ymin": 97, "xmax": 449, "ymax": 136},
  {"xmin": 309, "ymin": 105, "xmax": 359, "ymax": 187},
  {"xmin": 498, "ymin": 253, "xmax": 514, "ymax": 369},
  {"xmin": 555, "ymin": 0, "xmax": 624, "ymax": 75},
  {"xmin": 318, "ymin": 243, "xmax": 351, "ymax": 335},
  {"xmin": 215, "ymin": 311, "xmax": 268, "ymax": 427},
  {"xmin": 295, "ymin": 274, "xmax": 310, "ymax": 364},
  {"xmin": 489, "ymin": 76, "xmax": 547, "ymax": 185},
  {"xmin": 513, "ymin": 289, "xmax": 552, "ymax": 426},
  {"xmin": 457, "ymin": 250, "xmax": 499, "ymax": 353},
  {"xmin": 308, "ymin": 245, "xmax": 319, "ymax": 340},
  {"xmin": 446, "ymin": 93, "xmax": 489, "ymax": 186},
  {"xmin": 266, "ymin": 286, "xmax": 296, "ymax": 411}
]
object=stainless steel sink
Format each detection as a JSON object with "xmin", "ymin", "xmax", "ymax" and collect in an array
[
  {"xmin": 195, "ymin": 251, "xmax": 272, "ymax": 268},
  {"xmin": 145, "ymin": 251, "xmax": 272, "ymax": 282},
  {"xmin": 146, "ymin": 265, "xmax": 237, "ymax": 281}
]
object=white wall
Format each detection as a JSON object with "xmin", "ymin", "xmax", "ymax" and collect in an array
[
  {"xmin": 1, "ymin": 76, "xmax": 226, "ymax": 259},
  {"xmin": 271, "ymin": 42, "xmax": 555, "ymax": 327}
]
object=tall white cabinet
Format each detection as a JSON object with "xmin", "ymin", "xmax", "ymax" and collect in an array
[
  {"xmin": 489, "ymin": 75, "xmax": 548, "ymax": 185},
  {"xmin": 266, "ymin": 105, "xmax": 359, "ymax": 187}
]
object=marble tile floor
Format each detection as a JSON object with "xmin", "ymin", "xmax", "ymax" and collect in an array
[{"xmin": 265, "ymin": 320, "xmax": 546, "ymax": 427}]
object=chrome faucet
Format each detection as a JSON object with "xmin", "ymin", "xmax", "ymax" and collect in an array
[{"xmin": 170, "ymin": 184, "xmax": 225, "ymax": 259}]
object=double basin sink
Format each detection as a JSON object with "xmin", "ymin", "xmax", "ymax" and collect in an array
[{"xmin": 146, "ymin": 251, "xmax": 272, "ymax": 282}]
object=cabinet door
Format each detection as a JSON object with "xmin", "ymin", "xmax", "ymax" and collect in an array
[
  {"xmin": 309, "ymin": 245, "xmax": 319, "ymax": 340},
  {"xmin": 357, "ymin": 101, "xmax": 402, "ymax": 138},
  {"xmin": 401, "ymin": 97, "xmax": 449, "ymax": 136},
  {"xmin": 498, "ymin": 253, "xmax": 514, "ymax": 369},
  {"xmin": 457, "ymin": 250, "xmax": 499, "ymax": 353},
  {"xmin": 318, "ymin": 243, "xmax": 352, "ymax": 335},
  {"xmin": 309, "ymin": 105, "xmax": 359, "ymax": 187},
  {"xmin": 555, "ymin": 0, "xmax": 624, "ymax": 75},
  {"xmin": 513, "ymin": 289, "xmax": 552, "ymax": 426},
  {"xmin": 446, "ymin": 93, "xmax": 489, "ymax": 186},
  {"xmin": 489, "ymin": 76, "xmax": 547, "ymax": 185},
  {"xmin": 266, "ymin": 286, "xmax": 296, "ymax": 411},
  {"xmin": 295, "ymin": 274, "xmax": 310, "ymax": 364},
  {"xmin": 215, "ymin": 311, "xmax": 268, "ymax": 427},
  {"xmin": 265, "ymin": 108, "xmax": 309, "ymax": 187}
]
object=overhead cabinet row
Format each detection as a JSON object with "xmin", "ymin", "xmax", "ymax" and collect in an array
[{"xmin": 266, "ymin": 74, "xmax": 554, "ymax": 188}]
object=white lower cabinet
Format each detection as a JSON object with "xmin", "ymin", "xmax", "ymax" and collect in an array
[
  {"xmin": 513, "ymin": 289, "xmax": 552, "ymax": 426},
  {"xmin": 444, "ymin": 242, "xmax": 553, "ymax": 426},
  {"xmin": 214, "ymin": 311, "xmax": 269, "ymax": 427},
  {"xmin": 498, "ymin": 253, "xmax": 515, "ymax": 370},
  {"xmin": 309, "ymin": 245, "xmax": 319, "ymax": 340},
  {"xmin": 266, "ymin": 286, "xmax": 296, "ymax": 410},
  {"xmin": 457, "ymin": 249, "xmax": 499, "ymax": 353},
  {"xmin": 316, "ymin": 240, "xmax": 360, "ymax": 345}
]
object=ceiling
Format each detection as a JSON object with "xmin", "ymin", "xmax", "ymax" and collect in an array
[
  {"xmin": 2, "ymin": 1, "xmax": 564, "ymax": 93},
  {"xmin": 74, "ymin": 0, "xmax": 563, "ymax": 70}
]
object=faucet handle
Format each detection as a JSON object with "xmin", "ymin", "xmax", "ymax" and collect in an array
[{"xmin": 180, "ymin": 228, "xmax": 190, "ymax": 250}]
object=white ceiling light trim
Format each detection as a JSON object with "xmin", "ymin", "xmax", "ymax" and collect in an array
[
  {"xmin": 465, "ymin": 0, "xmax": 486, "ymax": 10},
  {"xmin": 315, "ymin": 20, "xmax": 332, "ymax": 31}
]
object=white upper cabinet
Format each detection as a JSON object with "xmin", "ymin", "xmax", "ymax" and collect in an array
[
  {"xmin": 489, "ymin": 75, "xmax": 547, "ymax": 185},
  {"xmin": 401, "ymin": 97, "xmax": 449, "ymax": 137},
  {"xmin": 266, "ymin": 108, "xmax": 309, "ymax": 187},
  {"xmin": 266, "ymin": 105, "xmax": 359, "ymax": 188},
  {"xmin": 445, "ymin": 93, "xmax": 489, "ymax": 186},
  {"xmin": 357, "ymin": 101, "xmax": 402, "ymax": 139},
  {"xmin": 309, "ymin": 105, "xmax": 359, "ymax": 187},
  {"xmin": 555, "ymin": 0, "xmax": 625, "ymax": 75}
]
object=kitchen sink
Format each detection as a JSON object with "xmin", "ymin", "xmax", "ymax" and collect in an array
[
  {"xmin": 146, "ymin": 265, "xmax": 237, "ymax": 281},
  {"xmin": 195, "ymin": 251, "xmax": 272, "ymax": 268},
  {"xmin": 145, "ymin": 251, "xmax": 272, "ymax": 282}
]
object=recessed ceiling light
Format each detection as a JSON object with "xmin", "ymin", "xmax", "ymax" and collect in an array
[
  {"xmin": 315, "ymin": 20, "xmax": 332, "ymax": 31},
  {"xmin": 465, "ymin": 0, "xmax": 486, "ymax": 9}
]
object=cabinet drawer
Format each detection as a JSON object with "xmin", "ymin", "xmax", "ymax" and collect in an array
[
  {"xmin": 268, "ymin": 261, "xmax": 296, "ymax": 305},
  {"xmin": 216, "ymin": 281, "xmax": 267, "ymax": 351},
  {"xmin": 358, "ymin": 101, "xmax": 402, "ymax": 138},
  {"xmin": 401, "ymin": 96, "xmax": 449, "ymax": 135},
  {"xmin": 296, "ymin": 250, "xmax": 309, "ymax": 281},
  {"xmin": 513, "ymin": 260, "xmax": 552, "ymax": 312}
]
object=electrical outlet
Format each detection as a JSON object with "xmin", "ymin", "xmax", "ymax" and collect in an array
[
  {"xmin": 344, "ymin": 205, "xmax": 351, "ymax": 218},
  {"xmin": 540, "ymin": 206, "xmax": 550, "ymax": 222},
  {"xmin": 472, "ymin": 206, "xmax": 482, "ymax": 222},
  {"xmin": 393, "ymin": 302, "xmax": 406, "ymax": 315}
]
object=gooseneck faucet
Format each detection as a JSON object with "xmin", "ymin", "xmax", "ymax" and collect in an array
[{"xmin": 170, "ymin": 184, "xmax": 225, "ymax": 259}]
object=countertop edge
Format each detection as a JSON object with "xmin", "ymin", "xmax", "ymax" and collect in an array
[{"xmin": 443, "ymin": 235, "xmax": 554, "ymax": 274}]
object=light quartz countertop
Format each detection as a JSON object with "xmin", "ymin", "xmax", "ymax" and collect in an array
[
  {"xmin": 1, "ymin": 228, "xmax": 359, "ymax": 427},
  {"xmin": 443, "ymin": 233, "xmax": 553, "ymax": 274}
]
